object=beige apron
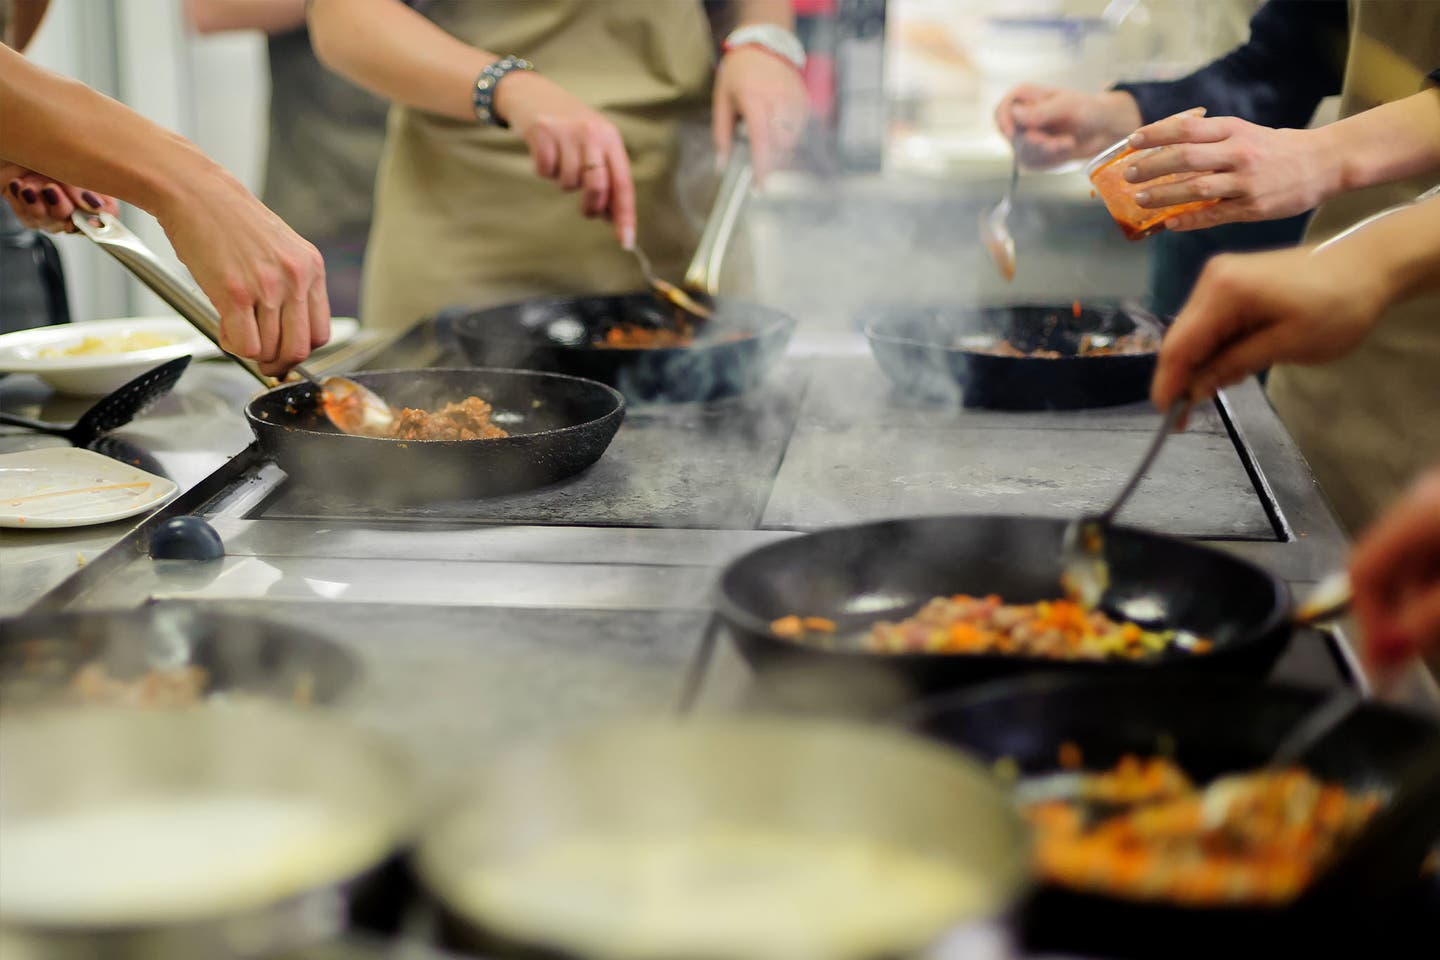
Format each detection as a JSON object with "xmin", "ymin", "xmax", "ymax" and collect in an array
[
  {"xmin": 1266, "ymin": 0, "xmax": 1440, "ymax": 533},
  {"xmin": 363, "ymin": 0, "xmax": 717, "ymax": 331}
]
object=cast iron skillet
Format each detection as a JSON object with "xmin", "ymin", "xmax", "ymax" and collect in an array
[
  {"xmin": 862, "ymin": 301, "xmax": 1163, "ymax": 409},
  {"xmin": 906, "ymin": 675, "xmax": 1440, "ymax": 959},
  {"xmin": 714, "ymin": 515, "xmax": 1291, "ymax": 699},
  {"xmin": 449, "ymin": 292, "xmax": 796, "ymax": 403},
  {"xmin": 0, "ymin": 604, "xmax": 357, "ymax": 708},
  {"xmin": 246, "ymin": 368, "xmax": 625, "ymax": 503}
]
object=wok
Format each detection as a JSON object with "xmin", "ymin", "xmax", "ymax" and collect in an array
[
  {"xmin": 416, "ymin": 718, "xmax": 1029, "ymax": 960},
  {"xmin": 907, "ymin": 675, "xmax": 1440, "ymax": 958},
  {"xmin": 450, "ymin": 293, "xmax": 795, "ymax": 403},
  {"xmin": 862, "ymin": 301, "xmax": 1162, "ymax": 409},
  {"xmin": 246, "ymin": 368, "xmax": 624, "ymax": 502},
  {"xmin": 714, "ymin": 515, "xmax": 1291, "ymax": 700},
  {"xmin": 0, "ymin": 605, "xmax": 358, "ymax": 710},
  {"xmin": 0, "ymin": 704, "xmax": 413, "ymax": 960}
]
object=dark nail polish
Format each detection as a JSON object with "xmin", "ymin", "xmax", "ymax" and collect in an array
[
  {"xmin": 20, "ymin": 188, "xmax": 37, "ymax": 204},
  {"xmin": 81, "ymin": 191, "xmax": 103, "ymax": 210},
  {"xmin": 41, "ymin": 187, "xmax": 60, "ymax": 205},
  {"xmin": 7, "ymin": 182, "xmax": 19, "ymax": 198}
]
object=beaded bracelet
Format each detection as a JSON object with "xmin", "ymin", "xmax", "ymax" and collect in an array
[{"xmin": 472, "ymin": 55, "xmax": 535, "ymax": 129}]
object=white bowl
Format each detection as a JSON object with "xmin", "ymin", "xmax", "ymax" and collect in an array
[{"xmin": 0, "ymin": 317, "xmax": 219, "ymax": 396}]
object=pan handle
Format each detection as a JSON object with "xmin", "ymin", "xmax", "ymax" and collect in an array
[
  {"xmin": 683, "ymin": 133, "xmax": 753, "ymax": 297},
  {"xmin": 71, "ymin": 210, "xmax": 274, "ymax": 387}
]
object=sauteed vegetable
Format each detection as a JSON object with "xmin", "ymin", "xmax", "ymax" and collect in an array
[
  {"xmin": 1025, "ymin": 754, "xmax": 1382, "ymax": 905},
  {"xmin": 773, "ymin": 596, "xmax": 1212, "ymax": 660},
  {"xmin": 593, "ymin": 321, "xmax": 696, "ymax": 349}
]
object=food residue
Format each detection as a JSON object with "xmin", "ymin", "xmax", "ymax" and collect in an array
[
  {"xmin": 67, "ymin": 662, "xmax": 208, "ymax": 708},
  {"xmin": 1026, "ymin": 756, "xmax": 1382, "ymax": 905},
  {"xmin": 963, "ymin": 330, "xmax": 1158, "ymax": 360}
]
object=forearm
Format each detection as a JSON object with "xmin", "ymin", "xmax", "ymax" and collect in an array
[
  {"xmin": 1341, "ymin": 198, "xmax": 1440, "ymax": 309},
  {"xmin": 183, "ymin": 0, "xmax": 307, "ymax": 36},
  {"xmin": 734, "ymin": 0, "xmax": 794, "ymax": 29},
  {"xmin": 0, "ymin": 43, "xmax": 225, "ymax": 216},
  {"xmin": 1320, "ymin": 90, "xmax": 1440, "ymax": 195},
  {"xmin": 5, "ymin": 0, "xmax": 50, "ymax": 51},
  {"xmin": 308, "ymin": 0, "xmax": 494, "ymax": 122}
]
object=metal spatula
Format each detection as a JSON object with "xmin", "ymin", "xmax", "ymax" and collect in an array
[
  {"xmin": 70, "ymin": 211, "xmax": 394, "ymax": 436},
  {"xmin": 1060, "ymin": 398, "xmax": 1189, "ymax": 607},
  {"xmin": 0, "ymin": 355, "xmax": 191, "ymax": 446}
]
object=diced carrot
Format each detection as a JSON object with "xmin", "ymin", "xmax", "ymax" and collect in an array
[
  {"xmin": 1120, "ymin": 622, "xmax": 1143, "ymax": 644},
  {"xmin": 770, "ymin": 615, "xmax": 803, "ymax": 638},
  {"xmin": 801, "ymin": 616, "xmax": 836, "ymax": 633},
  {"xmin": 1059, "ymin": 741, "xmax": 1084, "ymax": 770},
  {"xmin": 1072, "ymin": 299, "xmax": 1082, "ymax": 318}
]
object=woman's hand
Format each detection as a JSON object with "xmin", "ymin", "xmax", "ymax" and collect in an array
[
  {"xmin": 151, "ymin": 169, "xmax": 330, "ymax": 378},
  {"xmin": 493, "ymin": 71, "xmax": 637, "ymax": 249},
  {"xmin": 1124, "ymin": 114, "xmax": 1341, "ymax": 231},
  {"xmin": 994, "ymin": 85, "xmax": 1141, "ymax": 170},
  {"xmin": 712, "ymin": 46, "xmax": 809, "ymax": 187},
  {"xmin": 1150, "ymin": 245, "xmax": 1389, "ymax": 410},
  {"xmin": 1351, "ymin": 467, "xmax": 1440, "ymax": 673},
  {"xmin": 3, "ymin": 163, "xmax": 119, "ymax": 232}
]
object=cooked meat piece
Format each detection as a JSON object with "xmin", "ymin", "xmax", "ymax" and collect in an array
[{"xmin": 388, "ymin": 397, "xmax": 509, "ymax": 442}]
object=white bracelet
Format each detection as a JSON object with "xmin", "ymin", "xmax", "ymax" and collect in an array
[{"xmin": 723, "ymin": 24, "xmax": 807, "ymax": 71}]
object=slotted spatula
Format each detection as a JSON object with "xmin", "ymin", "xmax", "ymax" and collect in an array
[{"xmin": 0, "ymin": 355, "xmax": 191, "ymax": 447}]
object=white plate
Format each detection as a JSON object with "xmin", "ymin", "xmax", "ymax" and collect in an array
[
  {"xmin": 0, "ymin": 317, "xmax": 359, "ymax": 396},
  {"xmin": 0, "ymin": 448, "xmax": 177, "ymax": 528},
  {"xmin": 0, "ymin": 318, "xmax": 218, "ymax": 396}
]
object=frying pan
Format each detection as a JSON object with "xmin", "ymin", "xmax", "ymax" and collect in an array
[
  {"xmin": 246, "ymin": 368, "xmax": 625, "ymax": 502},
  {"xmin": 862, "ymin": 301, "xmax": 1162, "ymax": 409},
  {"xmin": 714, "ymin": 515, "xmax": 1291, "ymax": 700},
  {"xmin": 0, "ymin": 605, "xmax": 358, "ymax": 710},
  {"xmin": 0, "ymin": 703, "xmax": 412, "ymax": 960},
  {"xmin": 415, "ymin": 718, "xmax": 1029, "ymax": 959},
  {"xmin": 906, "ymin": 675, "xmax": 1440, "ymax": 958},
  {"xmin": 450, "ymin": 293, "xmax": 795, "ymax": 403}
]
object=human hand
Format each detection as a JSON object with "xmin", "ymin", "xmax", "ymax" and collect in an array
[
  {"xmin": 712, "ymin": 45, "xmax": 809, "ymax": 187},
  {"xmin": 1350, "ymin": 467, "xmax": 1440, "ymax": 673},
  {"xmin": 152, "ymin": 169, "xmax": 329, "ymax": 377},
  {"xmin": 994, "ymin": 85, "xmax": 1141, "ymax": 170},
  {"xmin": 1151, "ymin": 245, "xmax": 1388, "ymax": 411},
  {"xmin": 1123, "ymin": 114, "xmax": 1339, "ymax": 231},
  {"xmin": 3, "ymin": 163, "xmax": 119, "ymax": 232},
  {"xmin": 493, "ymin": 71, "xmax": 637, "ymax": 249}
]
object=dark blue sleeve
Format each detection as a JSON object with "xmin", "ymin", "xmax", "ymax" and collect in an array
[{"xmin": 1113, "ymin": 0, "xmax": 1349, "ymax": 128}]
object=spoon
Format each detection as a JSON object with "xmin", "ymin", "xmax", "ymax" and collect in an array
[
  {"xmin": 629, "ymin": 244, "xmax": 713, "ymax": 321},
  {"xmin": 70, "ymin": 210, "xmax": 394, "ymax": 436},
  {"xmin": 1061, "ymin": 398, "xmax": 1189, "ymax": 608},
  {"xmin": 980, "ymin": 112, "xmax": 1021, "ymax": 281}
]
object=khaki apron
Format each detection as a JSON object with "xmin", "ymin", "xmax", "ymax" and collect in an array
[
  {"xmin": 363, "ymin": 0, "xmax": 717, "ymax": 331},
  {"xmin": 1266, "ymin": 0, "xmax": 1440, "ymax": 533}
]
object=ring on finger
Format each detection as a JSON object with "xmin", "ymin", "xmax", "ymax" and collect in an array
[{"xmin": 583, "ymin": 159, "xmax": 606, "ymax": 171}]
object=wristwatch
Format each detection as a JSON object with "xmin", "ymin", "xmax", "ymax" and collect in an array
[
  {"xmin": 722, "ymin": 24, "xmax": 807, "ymax": 71},
  {"xmin": 473, "ymin": 55, "xmax": 535, "ymax": 128}
]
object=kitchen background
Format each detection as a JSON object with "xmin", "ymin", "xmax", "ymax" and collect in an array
[{"xmin": 22, "ymin": 0, "xmax": 1293, "ymax": 325}]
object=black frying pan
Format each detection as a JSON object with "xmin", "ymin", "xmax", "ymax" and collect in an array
[
  {"xmin": 450, "ymin": 292, "xmax": 795, "ymax": 403},
  {"xmin": 862, "ymin": 301, "xmax": 1162, "ymax": 409},
  {"xmin": 246, "ymin": 368, "xmax": 624, "ymax": 502},
  {"xmin": 907, "ymin": 675, "xmax": 1440, "ymax": 958},
  {"xmin": 714, "ymin": 515, "xmax": 1291, "ymax": 698}
]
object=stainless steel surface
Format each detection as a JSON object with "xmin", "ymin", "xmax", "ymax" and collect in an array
[
  {"xmin": 683, "ymin": 138, "xmax": 753, "ymax": 296},
  {"xmin": 417, "ymin": 719, "xmax": 1028, "ymax": 959},
  {"xmin": 0, "ymin": 704, "xmax": 411, "ymax": 960}
]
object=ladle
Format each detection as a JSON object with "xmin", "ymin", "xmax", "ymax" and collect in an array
[{"xmin": 71, "ymin": 211, "xmax": 393, "ymax": 436}]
